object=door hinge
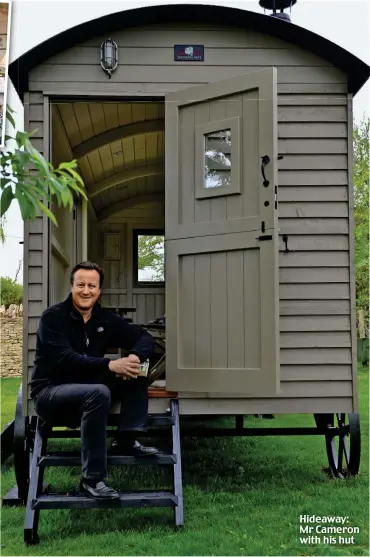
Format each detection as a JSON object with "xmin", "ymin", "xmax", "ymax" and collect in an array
[
  {"xmin": 275, "ymin": 185, "xmax": 278, "ymax": 210},
  {"xmin": 282, "ymin": 234, "xmax": 290, "ymax": 253},
  {"xmin": 261, "ymin": 221, "xmax": 265, "ymax": 233}
]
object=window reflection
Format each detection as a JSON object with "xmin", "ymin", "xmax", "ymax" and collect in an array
[
  {"xmin": 204, "ymin": 129, "xmax": 231, "ymax": 188},
  {"xmin": 137, "ymin": 234, "xmax": 165, "ymax": 282}
]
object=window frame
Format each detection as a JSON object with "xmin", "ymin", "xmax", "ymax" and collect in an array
[{"xmin": 133, "ymin": 228, "xmax": 165, "ymax": 288}]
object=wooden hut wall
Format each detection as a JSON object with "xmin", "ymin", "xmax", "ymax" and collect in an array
[{"xmin": 23, "ymin": 22, "xmax": 356, "ymax": 412}]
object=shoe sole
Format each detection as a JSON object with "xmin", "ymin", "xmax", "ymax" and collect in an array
[
  {"xmin": 110, "ymin": 448, "xmax": 160, "ymax": 457},
  {"xmin": 81, "ymin": 491, "xmax": 120, "ymax": 500},
  {"xmin": 80, "ymin": 489, "xmax": 120, "ymax": 501},
  {"xmin": 123, "ymin": 452, "xmax": 160, "ymax": 457},
  {"xmin": 133, "ymin": 450, "xmax": 160, "ymax": 456}
]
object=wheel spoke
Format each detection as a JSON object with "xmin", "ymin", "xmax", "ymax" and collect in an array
[
  {"xmin": 328, "ymin": 437, "xmax": 340, "ymax": 477},
  {"xmin": 342, "ymin": 436, "xmax": 350, "ymax": 468},
  {"xmin": 338, "ymin": 437, "xmax": 345, "ymax": 473},
  {"xmin": 337, "ymin": 413, "xmax": 349, "ymax": 474}
]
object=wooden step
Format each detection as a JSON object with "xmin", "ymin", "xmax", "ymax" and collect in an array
[
  {"xmin": 148, "ymin": 388, "xmax": 178, "ymax": 399},
  {"xmin": 32, "ymin": 491, "xmax": 178, "ymax": 510},
  {"xmin": 38, "ymin": 452, "xmax": 176, "ymax": 467},
  {"xmin": 148, "ymin": 414, "xmax": 174, "ymax": 426},
  {"xmin": 39, "ymin": 413, "xmax": 174, "ymax": 431}
]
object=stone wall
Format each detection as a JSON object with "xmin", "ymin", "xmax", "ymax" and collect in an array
[
  {"xmin": 0, "ymin": 304, "xmax": 23, "ymax": 318},
  {"xmin": 1, "ymin": 317, "xmax": 23, "ymax": 377}
]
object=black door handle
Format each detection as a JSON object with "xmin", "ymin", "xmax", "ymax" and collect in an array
[{"xmin": 261, "ymin": 155, "xmax": 270, "ymax": 187}]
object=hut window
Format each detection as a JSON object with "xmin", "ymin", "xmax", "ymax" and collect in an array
[
  {"xmin": 195, "ymin": 116, "xmax": 241, "ymax": 199},
  {"xmin": 133, "ymin": 229, "xmax": 165, "ymax": 285}
]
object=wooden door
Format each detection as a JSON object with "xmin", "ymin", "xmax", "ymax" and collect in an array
[
  {"xmin": 165, "ymin": 68, "xmax": 280, "ymax": 395},
  {"xmin": 49, "ymin": 200, "xmax": 82, "ymax": 305}
]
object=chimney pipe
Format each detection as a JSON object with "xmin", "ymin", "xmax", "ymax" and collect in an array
[{"xmin": 259, "ymin": 0, "xmax": 297, "ymax": 23}]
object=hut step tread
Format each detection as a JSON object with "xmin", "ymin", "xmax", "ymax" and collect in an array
[
  {"xmin": 45, "ymin": 414, "xmax": 174, "ymax": 428},
  {"xmin": 32, "ymin": 491, "xmax": 178, "ymax": 510},
  {"xmin": 37, "ymin": 452, "xmax": 176, "ymax": 466}
]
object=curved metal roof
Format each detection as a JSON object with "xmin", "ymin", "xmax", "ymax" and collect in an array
[{"xmin": 9, "ymin": 3, "xmax": 370, "ymax": 101}]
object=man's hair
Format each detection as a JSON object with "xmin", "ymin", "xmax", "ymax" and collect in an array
[{"xmin": 70, "ymin": 261, "xmax": 104, "ymax": 288}]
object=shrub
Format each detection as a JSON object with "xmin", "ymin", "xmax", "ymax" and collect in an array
[
  {"xmin": 354, "ymin": 118, "xmax": 370, "ymax": 337},
  {"xmin": 0, "ymin": 277, "xmax": 23, "ymax": 307}
]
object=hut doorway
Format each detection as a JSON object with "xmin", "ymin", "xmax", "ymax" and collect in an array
[{"xmin": 49, "ymin": 98, "xmax": 166, "ymax": 326}]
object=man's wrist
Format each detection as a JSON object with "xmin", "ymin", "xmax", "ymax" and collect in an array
[
  {"xmin": 129, "ymin": 351, "xmax": 142, "ymax": 362},
  {"xmin": 108, "ymin": 359, "xmax": 115, "ymax": 372}
]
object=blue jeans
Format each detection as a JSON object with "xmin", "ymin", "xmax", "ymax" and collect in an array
[{"xmin": 33, "ymin": 375, "xmax": 149, "ymax": 480}]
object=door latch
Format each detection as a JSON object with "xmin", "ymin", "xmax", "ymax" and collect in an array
[{"xmin": 257, "ymin": 235, "xmax": 273, "ymax": 241}]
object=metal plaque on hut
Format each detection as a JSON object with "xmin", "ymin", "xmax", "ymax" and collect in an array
[{"xmin": 174, "ymin": 45, "xmax": 204, "ymax": 62}]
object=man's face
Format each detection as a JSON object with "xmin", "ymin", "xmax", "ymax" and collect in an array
[{"xmin": 71, "ymin": 269, "xmax": 101, "ymax": 312}]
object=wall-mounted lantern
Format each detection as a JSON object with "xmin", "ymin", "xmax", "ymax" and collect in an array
[
  {"xmin": 100, "ymin": 38, "xmax": 118, "ymax": 79},
  {"xmin": 259, "ymin": 0, "xmax": 297, "ymax": 22}
]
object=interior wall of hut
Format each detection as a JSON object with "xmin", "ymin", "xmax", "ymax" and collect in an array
[{"xmin": 90, "ymin": 204, "xmax": 165, "ymax": 325}]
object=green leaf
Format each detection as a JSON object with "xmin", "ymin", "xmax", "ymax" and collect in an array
[
  {"xmin": 58, "ymin": 161, "xmax": 76, "ymax": 170},
  {"xmin": 64, "ymin": 166, "xmax": 85, "ymax": 188},
  {"xmin": 21, "ymin": 186, "xmax": 43, "ymax": 207},
  {"xmin": 39, "ymin": 201, "xmax": 57, "ymax": 225},
  {"xmin": 15, "ymin": 190, "xmax": 32, "ymax": 221},
  {"xmin": 67, "ymin": 180, "xmax": 87, "ymax": 199},
  {"xmin": 6, "ymin": 106, "xmax": 15, "ymax": 128},
  {"xmin": 31, "ymin": 149, "xmax": 49, "ymax": 173},
  {"xmin": 0, "ymin": 186, "xmax": 14, "ymax": 217},
  {"xmin": 15, "ymin": 131, "xmax": 30, "ymax": 150}
]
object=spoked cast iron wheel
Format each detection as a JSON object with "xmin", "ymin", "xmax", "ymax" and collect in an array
[{"xmin": 315, "ymin": 413, "xmax": 361, "ymax": 479}]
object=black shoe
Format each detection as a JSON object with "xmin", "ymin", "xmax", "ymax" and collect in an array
[
  {"xmin": 111, "ymin": 439, "xmax": 159, "ymax": 456},
  {"xmin": 80, "ymin": 480, "xmax": 120, "ymax": 500}
]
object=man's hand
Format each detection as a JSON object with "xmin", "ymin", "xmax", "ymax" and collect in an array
[{"xmin": 108, "ymin": 354, "xmax": 141, "ymax": 379}]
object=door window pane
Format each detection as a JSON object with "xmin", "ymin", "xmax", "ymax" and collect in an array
[{"xmin": 204, "ymin": 129, "xmax": 231, "ymax": 188}]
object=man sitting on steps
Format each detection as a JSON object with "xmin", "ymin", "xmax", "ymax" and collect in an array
[{"xmin": 30, "ymin": 261, "xmax": 159, "ymax": 500}]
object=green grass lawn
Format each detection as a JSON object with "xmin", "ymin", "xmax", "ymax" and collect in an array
[
  {"xmin": 1, "ymin": 378, "xmax": 20, "ymax": 430},
  {"xmin": 1, "ymin": 369, "xmax": 369, "ymax": 556}
]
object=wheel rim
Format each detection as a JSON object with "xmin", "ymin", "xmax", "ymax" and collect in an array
[
  {"xmin": 325, "ymin": 413, "xmax": 361, "ymax": 479},
  {"xmin": 13, "ymin": 383, "xmax": 31, "ymax": 501}
]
